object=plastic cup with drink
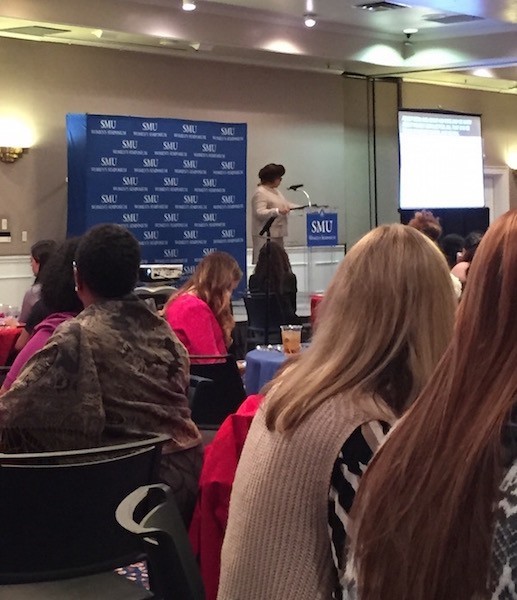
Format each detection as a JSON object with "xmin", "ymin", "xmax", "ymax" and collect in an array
[{"xmin": 280, "ymin": 324, "xmax": 303, "ymax": 355}]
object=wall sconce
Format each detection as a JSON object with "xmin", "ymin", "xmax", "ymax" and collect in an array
[
  {"xmin": 0, "ymin": 118, "xmax": 33, "ymax": 163},
  {"xmin": 0, "ymin": 147, "xmax": 29, "ymax": 163}
]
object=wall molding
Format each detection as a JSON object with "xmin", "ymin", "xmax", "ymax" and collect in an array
[{"xmin": 0, "ymin": 255, "xmax": 33, "ymax": 307}]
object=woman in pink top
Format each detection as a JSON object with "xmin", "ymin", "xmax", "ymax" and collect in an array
[
  {"xmin": 164, "ymin": 252, "xmax": 242, "ymax": 360},
  {"xmin": 1, "ymin": 238, "xmax": 83, "ymax": 393}
]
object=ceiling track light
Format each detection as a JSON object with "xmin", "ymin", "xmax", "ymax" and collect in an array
[
  {"xmin": 304, "ymin": 13, "xmax": 317, "ymax": 27},
  {"xmin": 182, "ymin": 0, "xmax": 196, "ymax": 11}
]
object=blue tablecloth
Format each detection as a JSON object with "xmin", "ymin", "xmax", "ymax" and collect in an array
[{"xmin": 245, "ymin": 349, "xmax": 286, "ymax": 394}]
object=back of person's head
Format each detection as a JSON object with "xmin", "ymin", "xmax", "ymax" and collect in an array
[
  {"xmin": 440, "ymin": 233, "xmax": 464, "ymax": 268},
  {"xmin": 265, "ymin": 224, "xmax": 456, "ymax": 432},
  {"xmin": 30, "ymin": 239, "xmax": 57, "ymax": 280},
  {"xmin": 75, "ymin": 224, "xmax": 140, "ymax": 299},
  {"xmin": 350, "ymin": 210, "xmax": 517, "ymax": 600},
  {"xmin": 408, "ymin": 209, "xmax": 442, "ymax": 242},
  {"xmin": 40, "ymin": 238, "xmax": 83, "ymax": 314},
  {"xmin": 253, "ymin": 242, "xmax": 293, "ymax": 294},
  {"xmin": 168, "ymin": 251, "xmax": 242, "ymax": 346},
  {"xmin": 462, "ymin": 230, "xmax": 484, "ymax": 263},
  {"xmin": 258, "ymin": 163, "xmax": 285, "ymax": 184},
  {"xmin": 187, "ymin": 251, "xmax": 242, "ymax": 301}
]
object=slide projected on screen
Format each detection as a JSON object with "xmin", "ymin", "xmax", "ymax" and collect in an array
[{"xmin": 399, "ymin": 110, "xmax": 484, "ymax": 209}]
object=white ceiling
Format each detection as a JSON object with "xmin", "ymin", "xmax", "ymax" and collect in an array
[{"xmin": 1, "ymin": 0, "xmax": 517, "ymax": 90}]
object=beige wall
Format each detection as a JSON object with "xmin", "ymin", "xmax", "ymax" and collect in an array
[
  {"xmin": 0, "ymin": 37, "xmax": 347, "ymax": 255},
  {"xmin": 2, "ymin": 35, "xmax": 516, "ymax": 260},
  {"xmin": 402, "ymin": 82, "xmax": 517, "ymax": 209}
]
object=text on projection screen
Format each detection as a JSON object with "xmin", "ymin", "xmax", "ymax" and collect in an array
[{"xmin": 399, "ymin": 111, "xmax": 484, "ymax": 209}]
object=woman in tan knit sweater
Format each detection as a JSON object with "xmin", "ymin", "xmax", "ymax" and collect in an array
[{"xmin": 218, "ymin": 224, "xmax": 457, "ymax": 600}]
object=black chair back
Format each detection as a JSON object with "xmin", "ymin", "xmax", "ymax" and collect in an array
[
  {"xmin": 0, "ymin": 434, "xmax": 170, "ymax": 584},
  {"xmin": 243, "ymin": 293, "xmax": 285, "ymax": 346},
  {"xmin": 189, "ymin": 355, "xmax": 246, "ymax": 427},
  {"xmin": 116, "ymin": 483, "xmax": 205, "ymax": 600}
]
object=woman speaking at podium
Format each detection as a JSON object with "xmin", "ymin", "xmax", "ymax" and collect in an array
[{"xmin": 251, "ymin": 163, "xmax": 299, "ymax": 263}]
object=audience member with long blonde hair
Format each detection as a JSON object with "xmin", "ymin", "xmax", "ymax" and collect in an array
[
  {"xmin": 218, "ymin": 224, "xmax": 456, "ymax": 600},
  {"xmin": 347, "ymin": 210, "xmax": 517, "ymax": 600},
  {"xmin": 164, "ymin": 251, "xmax": 242, "ymax": 360}
]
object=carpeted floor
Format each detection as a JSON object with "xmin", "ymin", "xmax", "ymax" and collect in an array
[{"xmin": 115, "ymin": 561, "xmax": 149, "ymax": 590}]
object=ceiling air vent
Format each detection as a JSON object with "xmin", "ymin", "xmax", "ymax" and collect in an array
[
  {"xmin": 424, "ymin": 13, "xmax": 484, "ymax": 25},
  {"xmin": 356, "ymin": 1, "xmax": 409, "ymax": 11},
  {"xmin": 1, "ymin": 26, "xmax": 71, "ymax": 36}
]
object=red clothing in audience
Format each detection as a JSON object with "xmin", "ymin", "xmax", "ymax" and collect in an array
[
  {"xmin": 165, "ymin": 293, "xmax": 227, "ymax": 357},
  {"xmin": 189, "ymin": 394, "xmax": 263, "ymax": 600}
]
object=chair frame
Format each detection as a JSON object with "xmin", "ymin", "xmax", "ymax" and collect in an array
[
  {"xmin": 188, "ymin": 354, "xmax": 246, "ymax": 427},
  {"xmin": 116, "ymin": 483, "xmax": 205, "ymax": 600},
  {"xmin": 0, "ymin": 433, "xmax": 170, "ymax": 586}
]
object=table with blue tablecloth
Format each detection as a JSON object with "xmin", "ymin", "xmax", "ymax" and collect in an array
[{"xmin": 245, "ymin": 349, "xmax": 286, "ymax": 395}]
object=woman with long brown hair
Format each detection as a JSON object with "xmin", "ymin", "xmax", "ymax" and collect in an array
[
  {"xmin": 348, "ymin": 210, "xmax": 517, "ymax": 600},
  {"xmin": 218, "ymin": 224, "xmax": 456, "ymax": 600},
  {"xmin": 164, "ymin": 251, "xmax": 242, "ymax": 359},
  {"xmin": 248, "ymin": 240, "xmax": 300, "ymax": 324}
]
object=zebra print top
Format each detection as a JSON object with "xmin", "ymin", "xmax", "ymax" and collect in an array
[{"xmin": 328, "ymin": 420, "xmax": 390, "ymax": 599}]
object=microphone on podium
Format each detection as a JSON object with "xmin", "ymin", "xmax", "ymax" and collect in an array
[{"xmin": 287, "ymin": 184, "xmax": 304, "ymax": 191}]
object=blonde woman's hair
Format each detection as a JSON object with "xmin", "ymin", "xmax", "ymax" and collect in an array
[
  {"xmin": 166, "ymin": 251, "xmax": 242, "ymax": 348},
  {"xmin": 265, "ymin": 224, "xmax": 456, "ymax": 432}
]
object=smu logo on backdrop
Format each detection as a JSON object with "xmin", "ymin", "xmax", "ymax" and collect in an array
[
  {"xmin": 183, "ymin": 160, "xmax": 198, "ymax": 169},
  {"xmin": 101, "ymin": 194, "xmax": 118, "ymax": 204},
  {"xmin": 203, "ymin": 213, "xmax": 218, "ymax": 222},
  {"xmin": 100, "ymin": 119, "xmax": 117, "ymax": 129},
  {"xmin": 220, "ymin": 126, "xmax": 235, "ymax": 136},
  {"xmin": 164, "ymin": 213, "xmax": 180, "ymax": 222},
  {"xmin": 122, "ymin": 140, "xmax": 138, "ymax": 149},
  {"xmin": 311, "ymin": 220, "xmax": 334, "ymax": 234},
  {"xmin": 221, "ymin": 161, "xmax": 236, "ymax": 170},
  {"xmin": 203, "ymin": 248, "xmax": 216, "ymax": 256},
  {"xmin": 101, "ymin": 157, "xmax": 117, "ymax": 166},
  {"xmin": 144, "ymin": 194, "xmax": 159, "ymax": 204},
  {"xmin": 221, "ymin": 195, "xmax": 236, "ymax": 204},
  {"xmin": 183, "ymin": 265, "xmax": 196, "ymax": 276},
  {"xmin": 184, "ymin": 230, "xmax": 199, "ymax": 240},
  {"xmin": 144, "ymin": 231, "xmax": 159, "ymax": 240},
  {"xmin": 164, "ymin": 177, "xmax": 179, "ymax": 186},
  {"xmin": 202, "ymin": 143, "xmax": 217, "ymax": 152},
  {"xmin": 123, "ymin": 176, "xmax": 139, "ymax": 186},
  {"xmin": 182, "ymin": 124, "xmax": 197, "ymax": 134},
  {"xmin": 184, "ymin": 195, "xmax": 198, "ymax": 204},
  {"xmin": 143, "ymin": 158, "xmax": 159, "ymax": 168},
  {"xmin": 142, "ymin": 122, "xmax": 158, "ymax": 131},
  {"xmin": 203, "ymin": 178, "xmax": 217, "ymax": 187},
  {"xmin": 222, "ymin": 229, "xmax": 236, "ymax": 238},
  {"xmin": 163, "ymin": 141, "xmax": 179, "ymax": 150},
  {"xmin": 122, "ymin": 213, "xmax": 139, "ymax": 223},
  {"xmin": 164, "ymin": 249, "xmax": 179, "ymax": 259}
]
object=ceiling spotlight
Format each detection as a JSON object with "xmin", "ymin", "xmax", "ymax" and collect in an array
[
  {"xmin": 403, "ymin": 27, "xmax": 418, "ymax": 34},
  {"xmin": 182, "ymin": 0, "xmax": 196, "ymax": 11},
  {"xmin": 402, "ymin": 33, "xmax": 415, "ymax": 59},
  {"xmin": 304, "ymin": 13, "xmax": 317, "ymax": 27}
]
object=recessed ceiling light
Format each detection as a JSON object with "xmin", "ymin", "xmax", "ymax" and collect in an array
[
  {"xmin": 91, "ymin": 29, "xmax": 103, "ymax": 39},
  {"xmin": 182, "ymin": 0, "xmax": 196, "ymax": 11},
  {"xmin": 304, "ymin": 13, "xmax": 317, "ymax": 27},
  {"xmin": 403, "ymin": 27, "xmax": 418, "ymax": 34},
  {"xmin": 472, "ymin": 68, "xmax": 494, "ymax": 78}
]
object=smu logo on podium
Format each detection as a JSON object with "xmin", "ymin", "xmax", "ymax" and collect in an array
[{"xmin": 307, "ymin": 212, "xmax": 338, "ymax": 247}]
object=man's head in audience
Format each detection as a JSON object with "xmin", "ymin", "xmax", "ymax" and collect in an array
[{"xmin": 74, "ymin": 224, "xmax": 140, "ymax": 307}]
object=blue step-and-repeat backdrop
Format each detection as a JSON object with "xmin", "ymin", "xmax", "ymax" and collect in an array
[{"xmin": 66, "ymin": 114, "xmax": 247, "ymax": 287}]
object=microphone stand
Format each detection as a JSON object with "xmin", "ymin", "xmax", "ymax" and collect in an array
[{"xmin": 258, "ymin": 216, "xmax": 276, "ymax": 346}]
